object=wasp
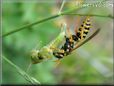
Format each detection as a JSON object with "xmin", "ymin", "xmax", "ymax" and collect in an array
[{"xmin": 30, "ymin": 16, "xmax": 100, "ymax": 64}]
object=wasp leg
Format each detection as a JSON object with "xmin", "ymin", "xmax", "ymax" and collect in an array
[{"xmin": 53, "ymin": 59, "xmax": 61, "ymax": 67}]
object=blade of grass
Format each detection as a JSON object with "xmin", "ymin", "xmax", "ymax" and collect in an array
[{"xmin": 2, "ymin": 55, "xmax": 40, "ymax": 84}]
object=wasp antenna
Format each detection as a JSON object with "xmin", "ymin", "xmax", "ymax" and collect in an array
[{"xmin": 53, "ymin": 59, "xmax": 61, "ymax": 67}]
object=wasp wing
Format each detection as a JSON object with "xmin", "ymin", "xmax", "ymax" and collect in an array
[{"xmin": 71, "ymin": 28, "xmax": 100, "ymax": 52}]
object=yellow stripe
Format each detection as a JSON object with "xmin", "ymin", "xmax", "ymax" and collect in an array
[
  {"xmin": 84, "ymin": 30, "xmax": 89, "ymax": 32},
  {"xmin": 84, "ymin": 25, "xmax": 91, "ymax": 28},
  {"xmin": 83, "ymin": 34, "xmax": 87, "ymax": 36}
]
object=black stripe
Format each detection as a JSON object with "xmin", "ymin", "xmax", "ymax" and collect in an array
[
  {"xmin": 85, "ymin": 27, "xmax": 90, "ymax": 30},
  {"xmin": 86, "ymin": 23, "xmax": 91, "ymax": 26},
  {"xmin": 66, "ymin": 38, "xmax": 69, "ymax": 42},
  {"xmin": 79, "ymin": 36, "xmax": 81, "ymax": 39},
  {"xmin": 84, "ymin": 31, "xmax": 88, "ymax": 34},
  {"xmin": 81, "ymin": 24, "xmax": 83, "ymax": 27},
  {"xmin": 72, "ymin": 35, "xmax": 78, "ymax": 41},
  {"xmin": 83, "ymin": 36, "xmax": 86, "ymax": 38},
  {"xmin": 87, "ymin": 19, "xmax": 90, "ymax": 22},
  {"xmin": 77, "ymin": 32, "xmax": 81, "ymax": 38},
  {"xmin": 79, "ymin": 28, "xmax": 81, "ymax": 31},
  {"xmin": 53, "ymin": 52, "xmax": 64, "ymax": 59}
]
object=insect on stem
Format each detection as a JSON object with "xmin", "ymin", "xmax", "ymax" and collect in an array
[{"xmin": 30, "ymin": 16, "xmax": 100, "ymax": 65}]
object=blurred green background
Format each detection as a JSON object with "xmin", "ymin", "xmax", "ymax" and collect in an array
[{"xmin": 2, "ymin": 0, "xmax": 113, "ymax": 84}]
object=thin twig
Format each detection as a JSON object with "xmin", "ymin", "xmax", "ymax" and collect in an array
[
  {"xmin": 2, "ymin": 15, "xmax": 59, "ymax": 38},
  {"xmin": 2, "ymin": 55, "xmax": 41, "ymax": 84},
  {"xmin": 2, "ymin": 12, "xmax": 112, "ymax": 38},
  {"xmin": 2, "ymin": 0, "xmax": 110, "ymax": 38},
  {"xmin": 58, "ymin": 0, "xmax": 66, "ymax": 14},
  {"xmin": 61, "ymin": 13, "xmax": 114, "ymax": 19}
]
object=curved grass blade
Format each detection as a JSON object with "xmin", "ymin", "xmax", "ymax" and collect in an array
[{"xmin": 2, "ymin": 55, "xmax": 40, "ymax": 84}]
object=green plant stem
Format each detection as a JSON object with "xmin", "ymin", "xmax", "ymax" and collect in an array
[
  {"xmin": 61, "ymin": 13, "xmax": 114, "ymax": 19},
  {"xmin": 2, "ymin": 15, "xmax": 59, "ymax": 38},
  {"xmin": 2, "ymin": 13, "xmax": 113, "ymax": 38},
  {"xmin": 2, "ymin": 55, "xmax": 40, "ymax": 84},
  {"xmin": 2, "ymin": 0, "xmax": 112, "ymax": 38}
]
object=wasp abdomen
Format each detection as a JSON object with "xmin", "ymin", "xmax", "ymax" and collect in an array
[{"xmin": 76, "ymin": 17, "xmax": 91, "ymax": 41}]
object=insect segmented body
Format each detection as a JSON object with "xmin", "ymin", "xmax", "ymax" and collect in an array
[
  {"xmin": 53, "ymin": 17, "xmax": 91, "ymax": 59},
  {"xmin": 30, "ymin": 16, "xmax": 100, "ymax": 64}
]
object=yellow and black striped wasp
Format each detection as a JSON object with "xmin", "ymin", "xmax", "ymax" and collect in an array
[{"xmin": 30, "ymin": 16, "xmax": 100, "ymax": 64}]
